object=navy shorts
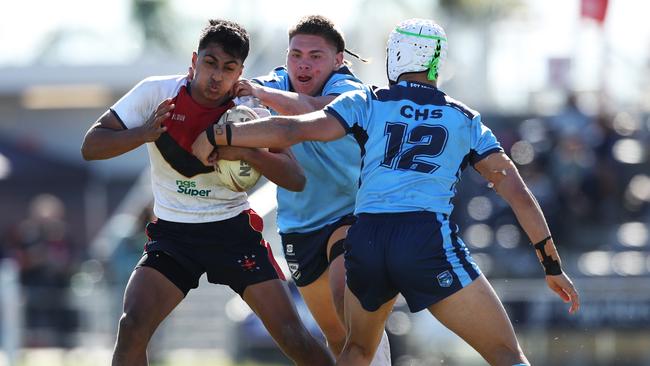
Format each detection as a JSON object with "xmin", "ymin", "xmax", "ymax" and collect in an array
[
  {"xmin": 138, "ymin": 209, "xmax": 284, "ymax": 296},
  {"xmin": 345, "ymin": 211, "xmax": 481, "ymax": 312},
  {"xmin": 280, "ymin": 214, "xmax": 356, "ymax": 287}
]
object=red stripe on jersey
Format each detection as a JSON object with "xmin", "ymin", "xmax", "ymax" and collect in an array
[{"xmin": 162, "ymin": 85, "xmax": 234, "ymax": 153}]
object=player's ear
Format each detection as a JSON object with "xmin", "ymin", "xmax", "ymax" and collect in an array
[
  {"xmin": 334, "ymin": 52, "xmax": 344, "ymax": 68},
  {"xmin": 191, "ymin": 51, "xmax": 198, "ymax": 69}
]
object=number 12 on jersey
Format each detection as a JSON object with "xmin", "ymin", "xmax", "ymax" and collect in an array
[{"xmin": 380, "ymin": 122, "xmax": 448, "ymax": 174}]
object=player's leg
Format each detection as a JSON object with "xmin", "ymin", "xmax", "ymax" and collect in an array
[
  {"xmin": 326, "ymin": 224, "xmax": 392, "ymax": 365},
  {"xmin": 294, "ymin": 223, "xmax": 349, "ymax": 355},
  {"xmin": 427, "ymin": 275, "xmax": 529, "ymax": 366},
  {"xmin": 337, "ymin": 286, "xmax": 397, "ymax": 366},
  {"xmin": 282, "ymin": 221, "xmax": 349, "ymax": 356},
  {"xmin": 297, "ymin": 268, "xmax": 347, "ymax": 355},
  {"xmin": 325, "ymin": 225, "xmax": 348, "ymax": 322},
  {"xmin": 222, "ymin": 209, "xmax": 333, "ymax": 365},
  {"xmin": 112, "ymin": 257, "xmax": 185, "ymax": 366},
  {"xmin": 243, "ymin": 279, "xmax": 335, "ymax": 366}
]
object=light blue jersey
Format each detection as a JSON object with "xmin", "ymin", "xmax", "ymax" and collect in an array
[
  {"xmin": 325, "ymin": 80, "xmax": 502, "ymax": 215},
  {"xmin": 253, "ymin": 66, "xmax": 365, "ymax": 233}
]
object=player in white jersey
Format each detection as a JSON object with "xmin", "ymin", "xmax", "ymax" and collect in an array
[
  {"xmin": 81, "ymin": 19, "xmax": 333, "ymax": 366},
  {"xmin": 223, "ymin": 15, "xmax": 390, "ymax": 364},
  {"xmin": 192, "ymin": 18, "xmax": 581, "ymax": 366}
]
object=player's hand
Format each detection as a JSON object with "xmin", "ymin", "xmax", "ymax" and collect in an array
[
  {"xmin": 545, "ymin": 273, "xmax": 580, "ymax": 314},
  {"xmin": 210, "ymin": 146, "xmax": 253, "ymax": 163},
  {"xmin": 191, "ymin": 129, "xmax": 215, "ymax": 166},
  {"xmin": 140, "ymin": 98, "xmax": 172, "ymax": 143},
  {"xmin": 233, "ymin": 79, "xmax": 261, "ymax": 98}
]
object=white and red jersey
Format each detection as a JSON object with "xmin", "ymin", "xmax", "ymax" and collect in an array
[{"xmin": 110, "ymin": 75, "xmax": 249, "ymax": 223}]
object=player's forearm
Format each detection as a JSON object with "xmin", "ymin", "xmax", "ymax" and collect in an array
[
  {"xmin": 493, "ymin": 171, "xmax": 552, "ymax": 244},
  {"xmin": 496, "ymin": 174, "xmax": 565, "ymax": 275},
  {"xmin": 241, "ymin": 149, "xmax": 306, "ymax": 192},
  {"xmin": 212, "ymin": 116, "xmax": 302, "ymax": 149},
  {"xmin": 81, "ymin": 127, "xmax": 147, "ymax": 160},
  {"xmin": 257, "ymin": 87, "xmax": 321, "ymax": 115}
]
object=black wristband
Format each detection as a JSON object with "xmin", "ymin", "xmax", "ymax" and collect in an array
[
  {"xmin": 205, "ymin": 124, "xmax": 217, "ymax": 147},
  {"xmin": 533, "ymin": 236, "xmax": 562, "ymax": 275},
  {"xmin": 225, "ymin": 124, "xmax": 232, "ymax": 146}
]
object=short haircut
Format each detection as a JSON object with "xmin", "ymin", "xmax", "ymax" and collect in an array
[
  {"xmin": 288, "ymin": 15, "xmax": 345, "ymax": 53},
  {"xmin": 198, "ymin": 19, "xmax": 250, "ymax": 61}
]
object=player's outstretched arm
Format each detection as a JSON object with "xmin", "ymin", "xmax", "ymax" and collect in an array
[
  {"xmin": 474, "ymin": 152, "xmax": 580, "ymax": 314},
  {"xmin": 234, "ymin": 79, "xmax": 336, "ymax": 115},
  {"xmin": 81, "ymin": 99, "xmax": 173, "ymax": 160},
  {"xmin": 191, "ymin": 110, "xmax": 346, "ymax": 165}
]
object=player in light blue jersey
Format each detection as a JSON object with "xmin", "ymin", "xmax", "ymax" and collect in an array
[
  {"xmin": 230, "ymin": 15, "xmax": 391, "ymax": 364},
  {"xmin": 193, "ymin": 18, "xmax": 580, "ymax": 366}
]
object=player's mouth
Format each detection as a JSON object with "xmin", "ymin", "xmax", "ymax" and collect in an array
[
  {"xmin": 208, "ymin": 82, "xmax": 221, "ymax": 93},
  {"xmin": 296, "ymin": 75, "xmax": 312, "ymax": 83}
]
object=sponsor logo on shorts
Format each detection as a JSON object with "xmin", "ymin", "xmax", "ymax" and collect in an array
[
  {"xmin": 288, "ymin": 263, "xmax": 301, "ymax": 280},
  {"xmin": 176, "ymin": 180, "xmax": 211, "ymax": 197},
  {"xmin": 238, "ymin": 254, "xmax": 260, "ymax": 272},
  {"xmin": 437, "ymin": 270, "xmax": 453, "ymax": 288}
]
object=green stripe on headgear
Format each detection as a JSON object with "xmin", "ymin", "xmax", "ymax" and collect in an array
[
  {"xmin": 395, "ymin": 28, "xmax": 447, "ymax": 41},
  {"xmin": 395, "ymin": 27, "xmax": 446, "ymax": 81}
]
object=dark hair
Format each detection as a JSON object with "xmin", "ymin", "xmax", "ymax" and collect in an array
[
  {"xmin": 289, "ymin": 15, "xmax": 367, "ymax": 62},
  {"xmin": 198, "ymin": 19, "xmax": 249, "ymax": 61},
  {"xmin": 289, "ymin": 15, "xmax": 345, "ymax": 52}
]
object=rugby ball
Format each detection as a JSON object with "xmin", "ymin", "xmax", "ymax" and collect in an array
[{"xmin": 213, "ymin": 105, "xmax": 263, "ymax": 192}]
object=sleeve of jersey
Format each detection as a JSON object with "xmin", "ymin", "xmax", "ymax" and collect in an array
[
  {"xmin": 323, "ymin": 76, "xmax": 365, "ymax": 97},
  {"xmin": 251, "ymin": 68, "xmax": 286, "ymax": 90},
  {"xmin": 323, "ymin": 89, "xmax": 370, "ymax": 133},
  {"xmin": 468, "ymin": 115, "xmax": 504, "ymax": 166},
  {"xmin": 110, "ymin": 77, "xmax": 160, "ymax": 130}
]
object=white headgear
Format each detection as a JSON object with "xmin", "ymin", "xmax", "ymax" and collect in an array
[{"xmin": 386, "ymin": 18, "xmax": 448, "ymax": 84}]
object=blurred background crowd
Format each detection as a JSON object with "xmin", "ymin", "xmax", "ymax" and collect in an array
[{"xmin": 1, "ymin": 0, "xmax": 649, "ymax": 365}]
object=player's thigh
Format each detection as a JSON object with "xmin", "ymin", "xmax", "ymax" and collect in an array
[
  {"xmin": 122, "ymin": 266, "xmax": 184, "ymax": 327},
  {"xmin": 326, "ymin": 224, "xmax": 349, "ymax": 311},
  {"xmin": 298, "ymin": 268, "xmax": 345, "ymax": 335},
  {"xmin": 427, "ymin": 275, "xmax": 519, "ymax": 353},
  {"xmin": 243, "ymin": 279, "xmax": 304, "ymax": 330},
  {"xmin": 326, "ymin": 224, "xmax": 350, "ymax": 252},
  {"xmin": 344, "ymin": 286, "xmax": 396, "ymax": 352}
]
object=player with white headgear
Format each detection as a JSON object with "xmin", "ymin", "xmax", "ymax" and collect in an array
[
  {"xmin": 193, "ymin": 17, "xmax": 580, "ymax": 366},
  {"xmin": 386, "ymin": 18, "xmax": 448, "ymax": 84}
]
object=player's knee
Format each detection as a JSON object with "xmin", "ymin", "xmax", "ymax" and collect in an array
[{"xmin": 117, "ymin": 311, "xmax": 151, "ymax": 339}]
